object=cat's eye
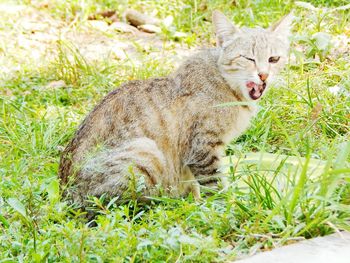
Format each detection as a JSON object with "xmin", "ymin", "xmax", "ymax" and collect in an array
[
  {"xmin": 269, "ymin": 56, "xmax": 280, "ymax": 63},
  {"xmin": 241, "ymin": 55, "xmax": 255, "ymax": 63}
]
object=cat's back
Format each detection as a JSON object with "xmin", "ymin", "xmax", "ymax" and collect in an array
[{"xmin": 59, "ymin": 77, "xmax": 177, "ymax": 183}]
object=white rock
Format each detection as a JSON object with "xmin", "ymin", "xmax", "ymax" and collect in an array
[
  {"xmin": 138, "ymin": 24, "xmax": 161, "ymax": 34},
  {"xmin": 86, "ymin": 20, "xmax": 109, "ymax": 32},
  {"xmin": 163, "ymin": 15, "xmax": 174, "ymax": 27},
  {"xmin": 235, "ymin": 232, "xmax": 350, "ymax": 263},
  {"xmin": 173, "ymin": 31, "xmax": 188, "ymax": 39},
  {"xmin": 111, "ymin": 47, "xmax": 127, "ymax": 60},
  {"xmin": 109, "ymin": 22, "xmax": 138, "ymax": 33}
]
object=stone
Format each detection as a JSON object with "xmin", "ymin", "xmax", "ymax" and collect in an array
[
  {"xmin": 88, "ymin": 10, "xmax": 117, "ymax": 20},
  {"xmin": 235, "ymin": 232, "xmax": 350, "ymax": 263},
  {"xmin": 111, "ymin": 47, "xmax": 127, "ymax": 60},
  {"xmin": 124, "ymin": 9, "xmax": 160, "ymax": 27},
  {"xmin": 86, "ymin": 20, "xmax": 109, "ymax": 32},
  {"xmin": 138, "ymin": 24, "xmax": 161, "ymax": 34},
  {"xmin": 109, "ymin": 22, "xmax": 138, "ymax": 33}
]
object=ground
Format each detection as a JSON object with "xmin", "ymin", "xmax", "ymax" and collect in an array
[{"xmin": 0, "ymin": 0, "xmax": 349, "ymax": 262}]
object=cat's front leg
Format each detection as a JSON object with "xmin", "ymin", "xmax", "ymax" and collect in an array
[
  {"xmin": 187, "ymin": 139, "xmax": 228, "ymax": 190},
  {"xmin": 180, "ymin": 166, "xmax": 201, "ymax": 200}
]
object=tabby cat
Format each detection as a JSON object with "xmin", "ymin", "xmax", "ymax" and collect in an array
[{"xmin": 59, "ymin": 11, "xmax": 293, "ymax": 205}]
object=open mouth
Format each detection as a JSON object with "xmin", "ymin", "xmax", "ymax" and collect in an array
[{"xmin": 246, "ymin": 81, "xmax": 266, "ymax": 100}]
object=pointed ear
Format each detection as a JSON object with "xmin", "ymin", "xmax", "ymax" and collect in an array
[
  {"xmin": 270, "ymin": 11, "xmax": 294, "ymax": 36},
  {"xmin": 212, "ymin": 10, "xmax": 240, "ymax": 47}
]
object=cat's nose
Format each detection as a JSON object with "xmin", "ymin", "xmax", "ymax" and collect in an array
[{"xmin": 258, "ymin": 73, "xmax": 269, "ymax": 81}]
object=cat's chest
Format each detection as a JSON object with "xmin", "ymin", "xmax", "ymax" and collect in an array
[{"xmin": 222, "ymin": 106, "xmax": 257, "ymax": 144}]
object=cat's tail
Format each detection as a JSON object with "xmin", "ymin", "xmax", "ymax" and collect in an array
[{"xmin": 67, "ymin": 137, "xmax": 170, "ymax": 205}]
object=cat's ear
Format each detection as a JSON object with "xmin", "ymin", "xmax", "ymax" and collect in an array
[
  {"xmin": 270, "ymin": 11, "xmax": 294, "ymax": 37},
  {"xmin": 212, "ymin": 10, "xmax": 240, "ymax": 47}
]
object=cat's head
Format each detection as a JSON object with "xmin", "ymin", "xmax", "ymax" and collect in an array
[{"xmin": 213, "ymin": 10, "xmax": 293, "ymax": 101}]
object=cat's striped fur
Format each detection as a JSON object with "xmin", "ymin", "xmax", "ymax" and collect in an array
[{"xmin": 59, "ymin": 11, "xmax": 292, "ymax": 205}]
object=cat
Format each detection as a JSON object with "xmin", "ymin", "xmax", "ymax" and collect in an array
[{"xmin": 59, "ymin": 10, "xmax": 293, "ymax": 205}]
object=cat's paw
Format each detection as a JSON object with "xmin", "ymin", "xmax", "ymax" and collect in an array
[{"xmin": 191, "ymin": 182, "xmax": 201, "ymax": 201}]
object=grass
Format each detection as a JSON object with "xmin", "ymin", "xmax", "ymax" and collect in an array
[{"xmin": 0, "ymin": 0, "xmax": 349, "ymax": 262}]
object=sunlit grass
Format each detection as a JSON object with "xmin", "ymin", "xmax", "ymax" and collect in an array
[{"xmin": 0, "ymin": 0, "xmax": 349, "ymax": 261}]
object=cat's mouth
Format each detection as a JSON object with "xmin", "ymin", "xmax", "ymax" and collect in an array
[{"xmin": 246, "ymin": 81, "xmax": 266, "ymax": 100}]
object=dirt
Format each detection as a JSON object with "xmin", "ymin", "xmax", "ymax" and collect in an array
[{"xmin": 0, "ymin": 3, "xmax": 194, "ymax": 79}]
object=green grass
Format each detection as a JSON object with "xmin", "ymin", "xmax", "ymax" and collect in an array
[{"xmin": 1, "ymin": 0, "xmax": 349, "ymax": 262}]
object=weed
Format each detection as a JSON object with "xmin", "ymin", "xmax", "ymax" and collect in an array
[{"xmin": 0, "ymin": 0, "xmax": 349, "ymax": 261}]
